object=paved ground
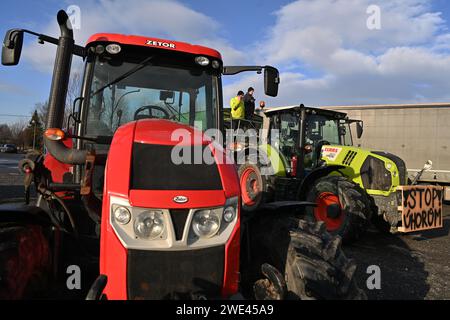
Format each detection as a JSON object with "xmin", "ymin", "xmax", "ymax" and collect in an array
[
  {"xmin": 0, "ymin": 153, "xmax": 27, "ymax": 202},
  {"xmin": 0, "ymin": 152, "xmax": 449, "ymax": 299},
  {"xmin": 345, "ymin": 205, "xmax": 450, "ymax": 300}
]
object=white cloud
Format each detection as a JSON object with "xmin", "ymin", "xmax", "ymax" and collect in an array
[
  {"xmin": 251, "ymin": 0, "xmax": 450, "ymax": 106},
  {"xmin": 23, "ymin": 0, "xmax": 245, "ymax": 72},
  {"xmin": 267, "ymin": 0, "xmax": 444, "ymax": 62},
  {"xmin": 19, "ymin": 0, "xmax": 450, "ymax": 106}
]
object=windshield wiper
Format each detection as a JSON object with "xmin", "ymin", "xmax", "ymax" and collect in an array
[{"xmin": 91, "ymin": 56, "xmax": 154, "ymax": 97}]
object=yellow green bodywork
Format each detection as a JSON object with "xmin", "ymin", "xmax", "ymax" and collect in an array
[
  {"xmin": 320, "ymin": 144, "xmax": 402, "ymax": 197},
  {"xmin": 259, "ymin": 144, "xmax": 287, "ymax": 177}
]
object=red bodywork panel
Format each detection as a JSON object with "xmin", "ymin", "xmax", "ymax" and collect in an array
[
  {"xmin": 87, "ymin": 33, "xmax": 222, "ymax": 60},
  {"xmin": 100, "ymin": 119, "xmax": 240, "ymax": 299},
  {"xmin": 43, "ymin": 137, "xmax": 73, "ymax": 183}
]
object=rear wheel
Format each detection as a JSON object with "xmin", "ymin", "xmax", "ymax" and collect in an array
[
  {"xmin": 305, "ymin": 175, "xmax": 372, "ymax": 243},
  {"xmin": 238, "ymin": 163, "xmax": 267, "ymax": 212},
  {"xmin": 251, "ymin": 217, "xmax": 365, "ymax": 299},
  {"xmin": 0, "ymin": 223, "xmax": 50, "ymax": 299}
]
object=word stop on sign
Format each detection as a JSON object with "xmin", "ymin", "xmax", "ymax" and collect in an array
[{"xmin": 398, "ymin": 185, "xmax": 444, "ymax": 232}]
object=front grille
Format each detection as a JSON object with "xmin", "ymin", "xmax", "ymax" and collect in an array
[
  {"xmin": 360, "ymin": 155, "xmax": 392, "ymax": 191},
  {"xmin": 131, "ymin": 143, "xmax": 223, "ymax": 190},
  {"xmin": 170, "ymin": 209, "xmax": 190, "ymax": 241},
  {"xmin": 372, "ymin": 151, "xmax": 407, "ymax": 185},
  {"xmin": 127, "ymin": 246, "xmax": 224, "ymax": 299},
  {"xmin": 342, "ymin": 150, "xmax": 357, "ymax": 166}
]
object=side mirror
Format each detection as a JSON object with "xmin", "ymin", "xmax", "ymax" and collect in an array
[
  {"xmin": 356, "ymin": 121, "xmax": 363, "ymax": 139},
  {"xmin": 264, "ymin": 66, "xmax": 280, "ymax": 97},
  {"xmin": 339, "ymin": 126, "xmax": 346, "ymax": 136},
  {"xmin": 2, "ymin": 29, "xmax": 24, "ymax": 66},
  {"xmin": 72, "ymin": 97, "xmax": 83, "ymax": 122},
  {"xmin": 423, "ymin": 160, "xmax": 432, "ymax": 171}
]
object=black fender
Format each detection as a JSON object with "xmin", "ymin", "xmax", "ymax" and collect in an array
[
  {"xmin": 297, "ymin": 165, "xmax": 346, "ymax": 200},
  {"xmin": 86, "ymin": 274, "xmax": 108, "ymax": 300},
  {"xmin": 0, "ymin": 204, "xmax": 52, "ymax": 226}
]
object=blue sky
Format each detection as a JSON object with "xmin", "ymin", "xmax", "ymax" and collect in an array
[{"xmin": 1, "ymin": 0, "xmax": 450, "ymax": 124}]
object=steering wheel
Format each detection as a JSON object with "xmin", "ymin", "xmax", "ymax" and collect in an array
[
  {"xmin": 314, "ymin": 140, "xmax": 331, "ymax": 167},
  {"xmin": 133, "ymin": 105, "xmax": 170, "ymax": 120}
]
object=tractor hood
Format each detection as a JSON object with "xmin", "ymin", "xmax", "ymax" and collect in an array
[
  {"xmin": 321, "ymin": 144, "xmax": 406, "ymax": 195},
  {"xmin": 104, "ymin": 119, "xmax": 239, "ymax": 208}
]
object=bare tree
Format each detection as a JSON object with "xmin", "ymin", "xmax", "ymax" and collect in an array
[
  {"xmin": 9, "ymin": 120, "xmax": 27, "ymax": 149},
  {"xmin": 0, "ymin": 124, "xmax": 13, "ymax": 143},
  {"xmin": 35, "ymin": 72, "xmax": 82, "ymax": 130},
  {"xmin": 36, "ymin": 101, "xmax": 49, "ymax": 125}
]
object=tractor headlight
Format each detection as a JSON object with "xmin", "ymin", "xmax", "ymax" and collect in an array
[
  {"xmin": 106, "ymin": 43, "xmax": 121, "ymax": 54},
  {"xmin": 211, "ymin": 60, "xmax": 220, "ymax": 69},
  {"xmin": 113, "ymin": 206, "xmax": 131, "ymax": 225},
  {"xmin": 192, "ymin": 209, "xmax": 221, "ymax": 238},
  {"xmin": 223, "ymin": 206, "xmax": 236, "ymax": 223},
  {"xmin": 195, "ymin": 56, "xmax": 210, "ymax": 66},
  {"xmin": 134, "ymin": 210, "xmax": 165, "ymax": 240},
  {"xmin": 223, "ymin": 197, "xmax": 238, "ymax": 223}
]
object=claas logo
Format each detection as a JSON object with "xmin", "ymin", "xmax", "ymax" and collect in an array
[{"xmin": 323, "ymin": 147, "xmax": 339, "ymax": 153}]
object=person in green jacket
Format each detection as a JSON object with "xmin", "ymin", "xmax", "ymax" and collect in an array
[{"xmin": 230, "ymin": 90, "xmax": 245, "ymax": 119}]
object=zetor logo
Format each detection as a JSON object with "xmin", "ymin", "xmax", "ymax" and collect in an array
[
  {"xmin": 146, "ymin": 40, "xmax": 176, "ymax": 49},
  {"xmin": 323, "ymin": 147, "xmax": 339, "ymax": 153},
  {"xmin": 173, "ymin": 195, "xmax": 188, "ymax": 204}
]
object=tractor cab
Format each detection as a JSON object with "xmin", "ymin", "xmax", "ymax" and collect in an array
[
  {"xmin": 263, "ymin": 105, "xmax": 362, "ymax": 178},
  {"xmin": 79, "ymin": 34, "xmax": 223, "ymax": 141}
]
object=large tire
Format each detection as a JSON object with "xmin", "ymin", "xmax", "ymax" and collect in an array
[
  {"xmin": 305, "ymin": 175, "xmax": 372, "ymax": 243},
  {"xmin": 238, "ymin": 162, "xmax": 267, "ymax": 212},
  {"xmin": 251, "ymin": 217, "xmax": 365, "ymax": 299},
  {"xmin": 0, "ymin": 223, "xmax": 50, "ymax": 299},
  {"xmin": 368, "ymin": 196, "xmax": 392, "ymax": 234}
]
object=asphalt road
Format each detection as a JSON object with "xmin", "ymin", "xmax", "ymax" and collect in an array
[
  {"xmin": 0, "ymin": 152, "xmax": 26, "ymax": 201},
  {"xmin": 0, "ymin": 152, "xmax": 449, "ymax": 299},
  {"xmin": 0, "ymin": 152, "xmax": 23, "ymax": 174}
]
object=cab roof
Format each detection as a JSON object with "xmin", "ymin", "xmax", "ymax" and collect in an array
[
  {"xmin": 86, "ymin": 33, "xmax": 222, "ymax": 60},
  {"xmin": 264, "ymin": 105, "xmax": 348, "ymax": 119}
]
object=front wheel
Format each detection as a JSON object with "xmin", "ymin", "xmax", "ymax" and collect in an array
[
  {"xmin": 305, "ymin": 175, "xmax": 372, "ymax": 243},
  {"xmin": 250, "ymin": 217, "xmax": 365, "ymax": 299},
  {"xmin": 238, "ymin": 162, "xmax": 267, "ymax": 212},
  {"xmin": 0, "ymin": 223, "xmax": 51, "ymax": 299}
]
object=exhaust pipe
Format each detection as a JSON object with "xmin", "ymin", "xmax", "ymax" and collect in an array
[{"xmin": 44, "ymin": 10, "xmax": 86, "ymax": 165}]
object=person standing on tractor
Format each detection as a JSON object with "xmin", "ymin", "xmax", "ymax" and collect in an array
[
  {"xmin": 230, "ymin": 90, "xmax": 246, "ymax": 121},
  {"xmin": 255, "ymin": 100, "xmax": 266, "ymax": 116},
  {"xmin": 244, "ymin": 87, "xmax": 256, "ymax": 120}
]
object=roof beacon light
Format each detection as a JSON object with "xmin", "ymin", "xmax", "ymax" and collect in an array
[{"xmin": 195, "ymin": 56, "xmax": 210, "ymax": 66}]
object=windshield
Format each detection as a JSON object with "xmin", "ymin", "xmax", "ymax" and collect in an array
[
  {"xmin": 85, "ymin": 56, "xmax": 219, "ymax": 137},
  {"xmin": 278, "ymin": 112, "xmax": 299, "ymax": 161},
  {"xmin": 305, "ymin": 115, "xmax": 340, "ymax": 145},
  {"xmin": 304, "ymin": 114, "xmax": 340, "ymax": 168},
  {"xmin": 341, "ymin": 121, "xmax": 353, "ymax": 146}
]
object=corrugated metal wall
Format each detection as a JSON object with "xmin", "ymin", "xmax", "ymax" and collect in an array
[{"xmin": 323, "ymin": 104, "xmax": 450, "ymax": 184}]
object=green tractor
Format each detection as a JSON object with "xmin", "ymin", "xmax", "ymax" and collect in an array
[{"xmin": 229, "ymin": 105, "xmax": 443, "ymax": 243}]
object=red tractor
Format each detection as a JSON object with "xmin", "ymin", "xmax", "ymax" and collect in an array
[{"xmin": 0, "ymin": 10, "xmax": 363, "ymax": 300}]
